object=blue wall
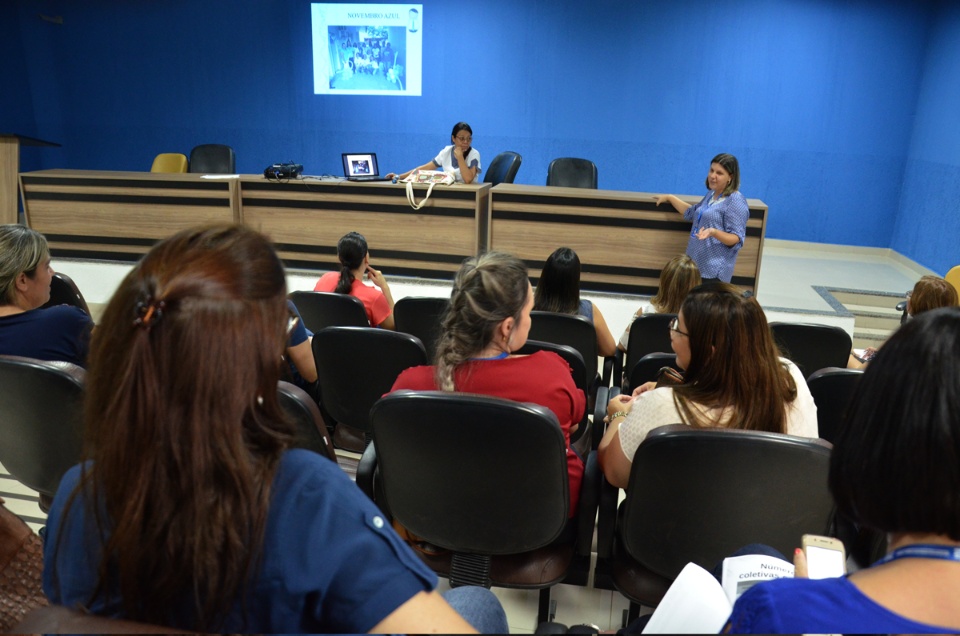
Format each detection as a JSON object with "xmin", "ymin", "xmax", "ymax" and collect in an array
[
  {"xmin": 7, "ymin": 0, "xmax": 955, "ymax": 270},
  {"xmin": 1, "ymin": 2, "xmax": 42, "ymax": 171}
]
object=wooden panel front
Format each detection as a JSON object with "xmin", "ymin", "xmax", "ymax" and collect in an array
[
  {"xmin": 20, "ymin": 170, "xmax": 238, "ymax": 260},
  {"xmin": 240, "ymin": 178, "xmax": 490, "ymax": 280},
  {"xmin": 490, "ymin": 184, "xmax": 767, "ymax": 295}
]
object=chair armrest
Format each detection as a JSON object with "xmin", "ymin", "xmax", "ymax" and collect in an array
[
  {"xmin": 593, "ymin": 386, "xmax": 617, "ymax": 450},
  {"xmin": 601, "ymin": 354, "xmax": 615, "ymax": 390},
  {"xmin": 595, "ymin": 475, "xmax": 619, "ymax": 559},
  {"xmin": 575, "ymin": 450, "xmax": 600, "ymax": 557},
  {"xmin": 611, "ymin": 350, "xmax": 624, "ymax": 393},
  {"xmin": 356, "ymin": 440, "xmax": 378, "ymax": 500}
]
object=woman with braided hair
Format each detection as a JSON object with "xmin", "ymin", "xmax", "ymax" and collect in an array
[{"xmin": 390, "ymin": 251, "xmax": 586, "ymax": 514}]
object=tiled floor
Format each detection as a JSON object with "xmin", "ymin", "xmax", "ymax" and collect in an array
[{"xmin": 0, "ymin": 238, "xmax": 937, "ymax": 631}]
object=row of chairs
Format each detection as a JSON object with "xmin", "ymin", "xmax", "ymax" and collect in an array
[{"xmin": 150, "ymin": 144, "xmax": 236, "ymax": 174}]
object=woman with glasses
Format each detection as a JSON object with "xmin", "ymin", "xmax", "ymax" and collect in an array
[
  {"xmin": 42, "ymin": 224, "xmax": 504, "ymax": 633},
  {"xmin": 387, "ymin": 122, "xmax": 482, "ymax": 184},
  {"xmin": 598, "ymin": 283, "xmax": 817, "ymax": 488},
  {"xmin": 653, "ymin": 153, "xmax": 749, "ymax": 283}
]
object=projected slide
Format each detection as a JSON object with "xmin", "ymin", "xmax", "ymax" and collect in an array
[{"xmin": 312, "ymin": 3, "xmax": 422, "ymax": 96}]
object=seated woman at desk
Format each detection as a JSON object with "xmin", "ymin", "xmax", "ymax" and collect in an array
[
  {"xmin": 533, "ymin": 246, "xmax": 617, "ymax": 357},
  {"xmin": 654, "ymin": 153, "xmax": 749, "ymax": 284},
  {"xmin": 599, "ymin": 283, "xmax": 817, "ymax": 489},
  {"xmin": 0, "ymin": 224, "xmax": 93, "ymax": 366},
  {"xmin": 313, "ymin": 231, "xmax": 396, "ymax": 329},
  {"xmin": 387, "ymin": 122, "xmax": 482, "ymax": 184}
]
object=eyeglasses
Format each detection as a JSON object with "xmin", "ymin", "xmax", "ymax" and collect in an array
[
  {"xmin": 669, "ymin": 317, "xmax": 688, "ymax": 337},
  {"xmin": 454, "ymin": 136, "xmax": 472, "ymax": 143}
]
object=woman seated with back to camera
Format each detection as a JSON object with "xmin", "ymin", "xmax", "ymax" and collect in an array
[
  {"xmin": 599, "ymin": 283, "xmax": 817, "ymax": 489},
  {"xmin": 617, "ymin": 254, "xmax": 701, "ymax": 351},
  {"xmin": 725, "ymin": 307, "xmax": 960, "ymax": 633},
  {"xmin": 391, "ymin": 251, "xmax": 586, "ymax": 515},
  {"xmin": 42, "ymin": 224, "xmax": 504, "ymax": 633},
  {"xmin": 0, "ymin": 224, "xmax": 93, "ymax": 366},
  {"xmin": 313, "ymin": 231, "xmax": 396, "ymax": 329},
  {"xmin": 534, "ymin": 247, "xmax": 617, "ymax": 357},
  {"xmin": 848, "ymin": 274, "xmax": 957, "ymax": 368}
]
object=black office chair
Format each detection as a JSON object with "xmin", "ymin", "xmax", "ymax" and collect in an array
[
  {"xmin": 546, "ymin": 158, "xmax": 597, "ymax": 189},
  {"xmin": 769, "ymin": 322, "xmax": 853, "ymax": 379},
  {"xmin": 393, "ymin": 296, "xmax": 449, "ymax": 363},
  {"xmin": 311, "ymin": 326, "xmax": 427, "ymax": 452},
  {"xmin": 613, "ymin": 313, "xmax": 676, "ymax": 392},
  {"xmin": 483, "ymin": 151, "xmax": 523, "ymax": 186},
  {"xmin": 596, "ymin": 425, "xmax": 834, "ymax": 620},
  {"xmin": 357, "ymin": 391, "xmax": 601, "ymax": 624},
  {"xmin": 289, "ymin": 290, "xmax": 369, "ymax": 332},
  {"xmin": 626, "ymin": 352, "xmax": 681, "ymax": 393},
  {"xmin": 40, "ymin": 272, "xmax": 91, "ymax": 316},
  {"xmin": 188, "ymin": 143, "xmax": 236, "ymax": 174},
  {"xmin": 278, "ymin": 380, "xmax": 337, "ymax": 463},
  {"xmin": 0, "ymin": 356, "xmax": 85, "ymax": 512},
  {"xmin": 806, "ymin": 367, "xmax": 863, "ymax": 445}
]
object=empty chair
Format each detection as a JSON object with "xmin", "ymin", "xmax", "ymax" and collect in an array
[
  {"xmin": 529, "ymin": 310, "xmax": 612, "ymax": 390},
  {"xmin": 312, "ymin": 326, "xmax": 427, "ymax": 452},
  {"xmin": 393, "ymin": 296, "xmax": 449, "ymax": 362},
  {"xmin": 357, "ymin": 391, "xmax": 601, "ymax": 624},
  {"xmin": 614, "ymin": 313, "xmax": 676, "ymax": 392},
  {"xmin": 188, "ymin": 144, "xmax": 235, "ymax": 174},
  {"xmin": 806, "ymin": 367, "xmax": 863, "ymax": 444},
  {"xmin": 483, "ymin": 151, "xmax": 522, "ymax": 186},
  {"xmin": 277, "ymin": 380, "xmax": 337, "ymax": 463},
  {"xmin": 0, "ymin": 355, "xmax": 84, "ymax": 511},
  {"xmin": 149, "ymin": 152, "xmax": 188, "ymax": 173},
  {"xmin": 596, "ymin": 425, "xmax": 834, "ymax": 619},
  {"xmin": 626, "ymin": 352, "xmax": 681, "ymax": 392},
  {"xmin": 946, "ymin": 264, "xmax": 960, "ymax": 297},
  {"xmin": 39, "ymin": 272, "xmax": 91, "ymax": 316},
  {"xmin": 288, "ymin": 290, "xmax": 369, "ymax": 332},
  {"xmin": 769, "ymin": 322, "xmax": 852, "ymax": 379},
  {"xmin": 546, "ymin": 157, "xmax": 597, "ymax": 189}
]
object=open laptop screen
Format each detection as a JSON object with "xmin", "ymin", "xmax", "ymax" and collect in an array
[{"xmin": 342, "ymin": 153, "xmax": 380, "ymax": 178}]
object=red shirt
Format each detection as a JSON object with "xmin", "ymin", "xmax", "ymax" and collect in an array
[
  {"xmin": 391, "ymin": 351, "xmax": 586, "ymax": 515},
  {"xmin": 313, "ymin": 271, "xmax": 391, "ymax": 327}
]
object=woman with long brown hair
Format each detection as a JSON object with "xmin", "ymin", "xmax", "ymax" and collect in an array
[
  {"xmin": 599, "ymin": 283, "xmax": 817, "ymax": 488},
  {"xmin": 42, "ymin": 224, "xmax": 499, "ymax": 633}
]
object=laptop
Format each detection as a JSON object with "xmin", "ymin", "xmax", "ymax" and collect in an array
[{"xmin": 342, "ymin": 152, "xmax": 391, "ymax": 181}]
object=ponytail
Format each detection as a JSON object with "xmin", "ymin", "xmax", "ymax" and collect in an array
[{"xmin": 334, "ymin": 232, "xmax": 368, "ymax": 295}]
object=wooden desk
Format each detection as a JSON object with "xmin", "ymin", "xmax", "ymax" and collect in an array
[
  {"xmin": 239, "ymin": 177, "xmax": 490, "ymax": 279},
  {"xmin": 489, "ymin": 184, "xmax": 767, "ymax": 294},
  {"xmin": 1, "ymin": 134, "xmax": 60, "ymax": 225},
  {"xmin": 20, "ymin": 170, "xmax": 238, "ymax": 259}
]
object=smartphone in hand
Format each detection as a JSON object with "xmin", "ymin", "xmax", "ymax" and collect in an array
[{"xmin": 802, "ymin": 534, "xmax": 846, "ymax": 579}]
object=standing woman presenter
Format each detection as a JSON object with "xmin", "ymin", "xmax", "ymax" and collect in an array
[
  {"xmin": 655, "ymin": 153, "xmax": 748, "ymax": 283},
  {"xmin": 387, "ymin": 122, "xmax": 481, "ymax": 184}
]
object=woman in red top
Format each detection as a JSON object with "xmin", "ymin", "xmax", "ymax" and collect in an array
[
  {"xmin": 391, "ymin": 251, "xmax": 585, "ymax": 514},
  {"xmin": 313, "ymin": 232, "xmax": 395, "ymax": 328}
]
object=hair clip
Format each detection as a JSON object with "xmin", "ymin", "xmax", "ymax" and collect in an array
[{"xmin": 133, "ymin": 299, "xmax": 166, "ymax": 329}]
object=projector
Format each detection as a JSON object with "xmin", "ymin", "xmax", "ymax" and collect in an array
[{"xmin": 264, "ymin": 163, "xmax": 303, "ymax": 180}]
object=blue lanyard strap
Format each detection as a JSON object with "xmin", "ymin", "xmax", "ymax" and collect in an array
[
  {"xmin": 470, "ymin": 351, "xmax": 509, "ymax": 361},
  {"xmin": 874, "ymin": 544, "xmax": 960, "ymax": 566}
]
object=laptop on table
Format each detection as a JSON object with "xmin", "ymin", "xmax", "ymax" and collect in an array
[{"xmin": 342, "ymin": 153, "xmax": 391, "ymax": 181}]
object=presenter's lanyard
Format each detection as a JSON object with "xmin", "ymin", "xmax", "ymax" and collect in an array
[
  {"xmin": 691, "ymin": 194, "xmax": 723, "ymax": 237},
  {"xmin": 873, "ymin": 544, "xmax": 960, "ymax": 566}
]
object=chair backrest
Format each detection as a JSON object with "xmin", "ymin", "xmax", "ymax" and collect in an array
[
  {"xmin": 621, "ymin": 425, "xmax": 834, "ymax": 580},
  {"xmin": 624, "ymin": 313, "xmax": 676, "ymax": 379},
  {"xmin": 312, "ymin": 327, "xmax": 426, "ymax": 435},
  {"xmin": 627, "ymin": 352, "xmax": 680, "ymax": 392},
  {"xmin": 528, "ymin": 311, "xmax": 600, "ymax": 386},
  {"xmin": 946, "ymin": 265, "xmax": 960, "ymax": 299},
  {"xmin": 806, "ymin": 367, "xmax": 863, "ymax": 445},
  {"xmin": 371, "ymin": 391, "xmax": 569, "ymax": 553},
  {"xmin": 0, "ymin": 356, "xmax": 84, "ymax": 502},
  {"xmin": 277, "ymin": 380, "xmax": 337, "ymax": 462},
  {"xmin": 546, "ymin": 157, "xmax": 597, "ymax": 189},
  {"xmin": 40, "ymin": 272, "xmax": 91, "ymax": 316},
  {"xmin": 289, "ymin": 290, "xmax": 369, "ymax": 332},
  {"xmin": 149, "ymin": 152, "xmax": 188, "ymax": 173},
  {"xmin": 393, "ymin": 296, "xmax": 449, "ymax": 363},
  {"xmin": 517, "ymin": 340, "xmax": 587, "ymax": 396},
  {"xmin": 188, "ymin": 144, "xmax": 236, "ymax": 174},
  {"xmin": 483, "ymin": 151, "xmax": 523, "ymax": 186},
  {"xmin": 769, "ymin": 322, "xmax": 852, "ymax": 379}
]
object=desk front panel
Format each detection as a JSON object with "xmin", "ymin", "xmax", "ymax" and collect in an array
[
  {"xmin": 240, "ymin": 178, "xmax": 490, "ymax": 280},
  {"xmin": 20, "ymin": 170, "xmax": 238, "ymax": 259},
  {"xmin": 490, "ymin": 184, "xmax": 767, "ymax": 295}
]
